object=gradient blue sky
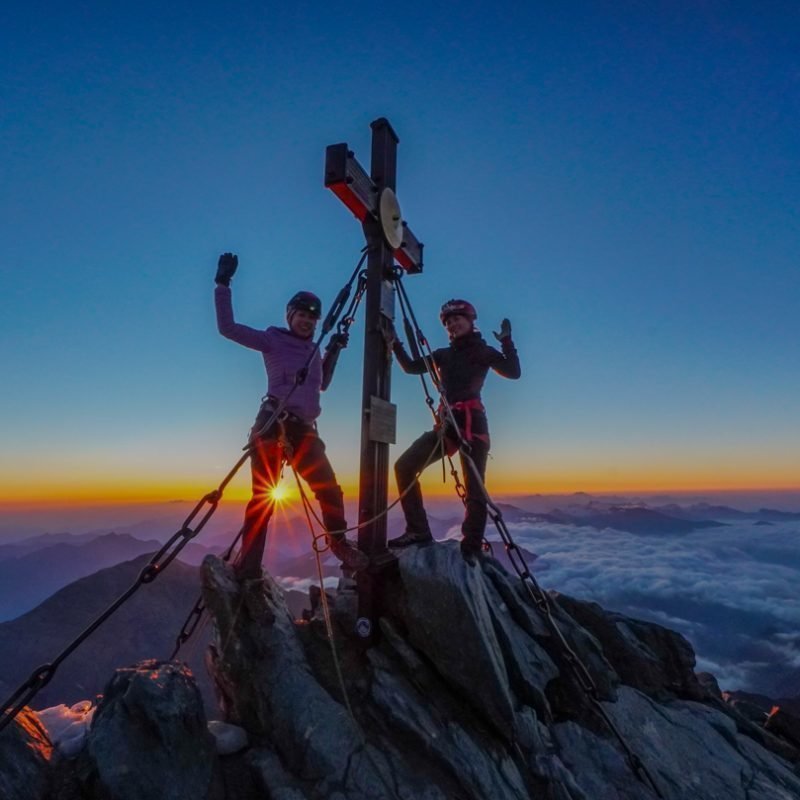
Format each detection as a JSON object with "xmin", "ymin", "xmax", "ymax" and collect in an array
[{"xmin": 1, "ymin": 1, "xmax": 798, "ymax": 504}]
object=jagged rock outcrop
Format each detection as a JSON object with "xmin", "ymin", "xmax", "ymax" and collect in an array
[
  {"xmin": 198, "ymin": 545, "xmax": 800, "ymax": 799},
  {"xmin": 4, "ymin": 542, "xmax": 800, "ymax": 799},
  {"xmin": 75, "ymin": 660, "xmax": 219, "ymax": 800},
  {"xmin": 0, "ymin": 708, "xmax": 52, "ymax": 800},
  {"xmin": 552, "ymin": 593, "xmax": 705, "ymax": 701},
  {"xmin": 767, "ymin": 707, "xmax": 800, "ymax": 751}
]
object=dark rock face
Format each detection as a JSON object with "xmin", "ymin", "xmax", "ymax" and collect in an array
[
  {"xmin": 0, "ymin": 708, "xmax": 52, "ymax": 800},
  {"xmin": 77, "ymin": 660, "xmax": 218, "ymax": 800},
  {"xmin": 197, "ymin": 546, "xmax": 800, "ymax": 799},
  {"xmin": 766, "ymin": 706, "xmax": 800, "ymax": 751},
  {"xmin": 4, "ymin": 543, "xmax": 800, "ymax": 799},
  {"xmin": 552, "ymin": 594, "xmax": 705, "ymax": 702}
]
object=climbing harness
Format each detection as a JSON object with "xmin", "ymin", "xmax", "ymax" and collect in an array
[
  {"xmin": 0, "ymin": 249, "xmax": 369, "ymax": 733},
  {"xmin": 393, "ymin": 275, "xmax": 664, "ymax": 799}
]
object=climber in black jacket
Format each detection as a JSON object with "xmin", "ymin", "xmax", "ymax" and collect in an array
[{"xmin": 388, "ymin": 299, "xmax": 521, "ymax": 559}]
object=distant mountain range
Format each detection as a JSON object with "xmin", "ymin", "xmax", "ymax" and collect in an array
[
  {"xmin": 2, "ymin": 496, "xmax": 796, "ymax": 624},
  {"xmin": 505, "ymin": 491, "xmax": 800, "ymax": 516},
  {"xmin": 0, "ymin": 554, "xmax": 215, "ymax": 712},
  {"xmin": 652, "ymin": 503, "xmax": 800, "ymax": 522},
  {"xmin": 494, "ymin": 502, "xmax": 727, "ymax": 535},
  {"xmin": 0, "ymin": 531, "xmax": 102, "ymax": 560},
  {"xmin": 0, "ymin": 499, "xmax": 776, "ymax": 621},
  {"xmin": 0, "ymin": 532, "xmax": 220, "ymax": 621},
  {"xmin": 726, "ymin": 689, "xmax": 800, "ymax": 718}
]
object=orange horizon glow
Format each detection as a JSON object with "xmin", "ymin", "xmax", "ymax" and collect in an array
[{"xmin": 0, "ymin": 472, "xmax": 798, "ymax": 510}]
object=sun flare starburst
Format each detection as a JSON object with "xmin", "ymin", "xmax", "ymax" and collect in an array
[{"xmin": 269, "ymin": 484, "xmax": 291, "ymax": 504}]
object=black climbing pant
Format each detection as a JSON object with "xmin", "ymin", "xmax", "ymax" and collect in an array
[{"xmin": 395, "ymin": 427, "xmax": 490, "ymax": 543}]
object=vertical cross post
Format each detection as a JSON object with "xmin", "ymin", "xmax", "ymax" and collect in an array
[
  {"xmin": 358, "ymin": 118, "xmax": 398, "ymax": 558},
  {"xmin": 324, "ymin": 118, "xmax": 424, "ymax": 638}
]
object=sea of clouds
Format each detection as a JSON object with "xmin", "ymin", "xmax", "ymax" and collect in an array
[{"xmin": 443, "ymin": 519, "xmax": 800, "ymax": 696}]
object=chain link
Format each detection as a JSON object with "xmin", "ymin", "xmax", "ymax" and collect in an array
[
  {"xmin": 169, "ymin": 522, "xmax": 247, "ymax": 660},
  {"xmin": 0, "ymin": 473, "xmax": 233, "ymax": 732}
]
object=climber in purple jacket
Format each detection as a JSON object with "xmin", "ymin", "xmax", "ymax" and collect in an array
[{"xmin": 214, "ymin": 252, "xmax": 367, "ymax": 579}]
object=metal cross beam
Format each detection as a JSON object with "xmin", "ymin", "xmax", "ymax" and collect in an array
[
  {"xmin": 325, "ymin": 118, "xmax": 423, "ymax": 636},
  {"xmin": 325, "ymin": 132, "xmax": 423, "ymax": 275}
]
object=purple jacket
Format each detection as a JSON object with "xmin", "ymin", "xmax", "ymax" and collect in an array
[{"xmin": 215, "ymin": 286, "xmax": 323, "ymax": 423}]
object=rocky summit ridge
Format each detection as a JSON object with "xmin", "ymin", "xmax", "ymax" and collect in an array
[{"xmin": 2, "ymin": 542, "xmax": 800, "ymax": 799}]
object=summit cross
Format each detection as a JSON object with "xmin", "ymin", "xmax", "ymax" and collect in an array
[{"xmin": 325, "ymin": 117, "xmax": 424, "ymax": 633}]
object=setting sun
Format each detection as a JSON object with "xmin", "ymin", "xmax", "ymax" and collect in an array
[{"xmin": 268, "ymin": 483, "xmax": 292, "ymax": 504}]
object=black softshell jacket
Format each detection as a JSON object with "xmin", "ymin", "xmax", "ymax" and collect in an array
[{"xmin": 393, "ymin": 331, "xmax": 521, "ymax": 438}]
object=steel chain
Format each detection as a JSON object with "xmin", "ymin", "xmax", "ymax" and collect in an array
[
  {"xmin": 395, "ymin": 276, "xmax": 664, "ymax": 799},
  {"xmin": 169, "ymin": 523, "xmax": 246, "ymax": 660},
  {"xmin": 0, "ymin": 480, "xmax": 231, "ymax": 732},
  {"xmin": 0, "ymin": 250, "xmax": 370, "ymax": 732}
]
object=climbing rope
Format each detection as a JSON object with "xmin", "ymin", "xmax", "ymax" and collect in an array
[
  {"xmin": 393, "ymin": 276, "xmax": 664, "ymax": 799},
  {"xmin": 287, "ymin": 433, "xmax": 444, "ymax": 542},
  {"xmin": 0, "ymin": 249, "xmax": 369, "ymax": 733},
  {"xmin": 290, "ymin": 466, "xmax": 355, "ymax": 717},
  {"xmin": 291, "ymin": 465, "xmax": 411, "ymax": 800}
]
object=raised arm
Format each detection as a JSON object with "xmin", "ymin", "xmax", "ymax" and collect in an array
[
  {"xmin": 214, "ymin": 253, "xmax": 271, "ymax": 352},
  {"xmin": 321, "ymin": 332, "xmax": 348, "ymax": 391},
  {"xmin": 392, "ymin": 339, "xmax": 431, "ymax": 375},
  {"xmin": 489, "ymin": 318, "xmax": 521, "ymax": 379}
]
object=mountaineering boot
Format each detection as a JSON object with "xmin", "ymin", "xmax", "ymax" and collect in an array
[
  {"xmin": 460, "ymin": 535, "xmax": 484, "ymax": 562},
  {"xmin": 328, "ymin": 534, "xmax": 369, "ymax": 572},
  {"xmin": 388, "ymin": 529, "xmax": 434, "ymax": 548}
]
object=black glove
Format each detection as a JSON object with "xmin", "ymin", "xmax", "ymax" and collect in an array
[
  {"xmin": 493, "ymin": 318, "xmax": 512, "ymax": 342},
  {"xmin": 327, "ymin": 332, "xmax": 349, "ymax": 350},
  {"xmin": 215, "ymin": 253, "xmax": 238, "ymax": 286}
]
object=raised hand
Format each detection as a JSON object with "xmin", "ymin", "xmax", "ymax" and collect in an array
[
  {"xmin": 215, "ymin": 252, "xmax": 239, "ymax": 286},
  {"xmin": 493, "ymin": 318, "xmax": 512, "ymax": 342},
  {"xmin": 328, "ymin": 332, "xmax": 349, "ymax": 350}
]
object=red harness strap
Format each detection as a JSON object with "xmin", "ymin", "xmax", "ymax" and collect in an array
[{"xmin": 439, "ymin": 398, "xmax": 489, "ymax": 454}]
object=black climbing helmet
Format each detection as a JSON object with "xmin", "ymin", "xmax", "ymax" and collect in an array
[
  {"xmin": 286, "ymin": 291, "xmax": 322, "ymax": 321},
  {"xmin": 439, "ymin": 299, "xmax": 477, "ymax": 325}
]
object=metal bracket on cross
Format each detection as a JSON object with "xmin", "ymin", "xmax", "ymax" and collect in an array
[{"xmin": 325, "ymin": 137, "xmax": 423, "ymax": 274}]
